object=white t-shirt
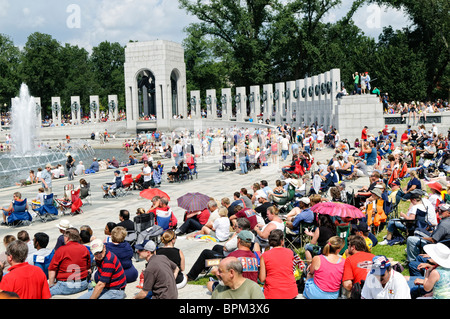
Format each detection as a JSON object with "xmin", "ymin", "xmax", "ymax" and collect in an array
[
  {"xmin": 280, "ymin": 138, "xmax": 290, "ymax": 151},
  {"xmin": 213, "ymin": 217, "xmax": 231, "ymax": 242},
  {"xmin": 142, "ymin": 166, "xmax": 152, "ymax": 182},
  {"xmin": 317, "ymin": 131, "xmax": 325, "ymax": 142},
  {"xmin": 361, "ymin": 269, "xmax": 411, "ymax": 299},
  {"xmin": 407, "ymin": 198, "xmax": 438, "ymax": 226}
]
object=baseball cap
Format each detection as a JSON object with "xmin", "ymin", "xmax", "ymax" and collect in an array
[
  {"xmin": 438, "ymin": 203, "xmax": 450, "ymax": 212},
  {"xmin": 90, "ymin": 239, "xmax": 104, "ymax": 254},
  {"xmin": 256, "ymin": 189, "xmax": 268, "ymax": 200},
  {"xmin": 122, "ymin": 167, "xmax": 129, "ymax": 172},
  {"xmin": 135, "ymin": 240, "xmax": 157, "ymax": 252},
  {"xmin": 370, "ymin": 255, "xmax": 391, "ymax": 275},
  {"xmin": 238, "ymin": 230, "xmax": 254, "ymax": 243},
  {"xmin": 299, "ymin": 197, "xmax": 310, "ymax": 205}
]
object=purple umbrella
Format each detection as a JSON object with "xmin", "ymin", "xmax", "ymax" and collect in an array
[{"xmin": 177, "ymin": 192, "xmax": 211, "ymax": 212}]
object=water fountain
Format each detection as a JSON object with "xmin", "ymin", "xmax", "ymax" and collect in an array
[{"xmin": 0, "ymin": 84, "xmax": 95, "ymax": 186}]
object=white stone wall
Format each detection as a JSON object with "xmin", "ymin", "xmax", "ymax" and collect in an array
[{"xmin": 124, "ymin": 40, "xmax": 187, "ymax": 132}]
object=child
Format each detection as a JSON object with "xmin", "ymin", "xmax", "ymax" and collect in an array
[{"xmin": 32, "ymin": 187, "xmax": 45, "ymax": 210}]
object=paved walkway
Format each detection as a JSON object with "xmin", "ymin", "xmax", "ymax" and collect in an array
[{"xmin": 0, "ymin": 138, "xmax": 369, "ymax": 299}]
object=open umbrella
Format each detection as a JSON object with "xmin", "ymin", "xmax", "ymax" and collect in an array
[
  {"xmin": 310, "ymin": 202, "xmax": 365, "ymax": 219},
  {"xmin": 177, "ymin": 192, "xmax": 210, "ymax": 212},
  {"xmin": 140, "ymin": 188, "xmax": 170, "ymax": 201}
]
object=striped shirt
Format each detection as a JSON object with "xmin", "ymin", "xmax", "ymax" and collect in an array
[{"xmin": 94, "ymin": 250, "xmax": 126, "ymax": 290}]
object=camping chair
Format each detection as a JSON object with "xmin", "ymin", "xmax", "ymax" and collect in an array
[
  {"xmin": 33, "ymin": 250, "xmax": 55, "ymax": 279},
  {"xmin": 63, "ymin": 184, "xmax": 74, "ymax": 199},
  {"xmin": 284, "ymin": 221, "xmax": 315, "ymax": 250},
  {"xmin": 122, "ymin": 174, "xmax": 134, "ymax": 191},
  {"xmin": 56, "ymin": 189, "xmax": 83, "ymax": 216},
  {"xmin": 336, "ymin": 225, "xmax": 350, "ymax": 255},
  {"xmin": 80, "ymin": 183, "xmax": 92, "ymax": 206},
  {"xmin": 36, "ymin": 193, "xmax": 59, "ymax": 222},
  {"xmin": 6, "ymin": 199, "xmax": 33, "ymax": 227},
  {"xmin": 221, "ymin": 155, "xmax": 236, "ymax": 171},
  {"xmin": 276, "ymin": 184, "xmax": 297, "ymax": 215}
]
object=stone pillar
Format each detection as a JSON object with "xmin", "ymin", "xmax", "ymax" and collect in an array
[
  {"xmin": 296, "ymin": 79, "xmax": 305, "ymax": 128},
  {"xmin": 190, "ymin": 90, "xmax": 201, "ymax": 119},
  {"xmin": 262, "ymin": 84, "xmax": 273, "ymax": 123},
  {"xmin": 285, "ymin": 80, "xmax": 296, "ymax": 124},
  {"xmin": 51, "ymin": 97, "xmax": 61, "ymax": 126},
  {"xmin": 235, "ymin": 86, "xmax": 246, "ymax": 122},
  {"xmin": 274, "ymin": 82, "xmax": 285, "ymax": 125},
  {"xmin": 221, "ymin": 88, "xmax": 232, "ymax": 121},
  {"xmin": 108, "ymin": 95, "xmax": 118, "ymax": 121},
  {"xmin": 70, "ymin": 96, "xmax": 81, "ymax": 125},
  {"xmin": 330, "ymin": 68, "xmax": 341, "ymax": 129},
  {"xmin": 206, "ymin": 89, "xmax": 217, "ymax": 119},
  {"xmin": 304, "ymin": 77, "xmax": 312, "ymax": 126},
  {"xmin": 317, "ymin": 73, "xmax": 325, "ymax": 127},
  {"xmin": 89, "ymin": 96, "xmax": 100, "ymax": 123},
  {"xmin": 249, "ymin": 85, "xmax": 260, "ymax": 123},
  {"xmin": 34, "ymin": 97, "xmax": 42, "ymax": 128}
]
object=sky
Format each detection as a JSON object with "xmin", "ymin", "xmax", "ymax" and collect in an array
[{"xmin": 0, "ymin": 0, "xmax": 412, "ymax": 52}]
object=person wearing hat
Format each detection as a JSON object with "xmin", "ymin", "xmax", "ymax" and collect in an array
[
  {"xmin": 79, "ymin": 239, "xmax": 127, "ymax": 299},
  {"xmin": 361, "ymin": 255, "xmax": 411, "ymax": 299},
  {"xmin": 411, "ymin": 243, "xmax": 450, "ymax": 299},
  {"xmin": 134, "ymin": 240, "xmax": 179, "ymax": 299},
  {"xmin": 101, "ymin": 170, "xmax": 123, "ymax": 198},
  {"xmin": 427, "ymin": 182, "xmax": 443, "ymax": 211},
  {"xmin": 285, "ymin": 197, "xmax": 314, "ymax": 235},
  {"xmin": 65, "ymin": 152, "xmax": 75, "ymax": 181},
  {"xmin": 53, "ymin": 219, "xmax": 73, "ymax": 251},
  {"xmin": 40, "ymin": 163, "xmax": 53, "ymax": 194},
  {"xmin": 207, "ymin": 230, "xmax": 260, "ymax": 294},
  {"xmin": 254, "ymin": 189, "xmax": 273, "ymax": 224}
]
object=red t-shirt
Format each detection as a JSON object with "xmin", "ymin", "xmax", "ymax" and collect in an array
[
  {"xmin": 261, "ymin": 247, "xmax": 298, "ymax": 299},
  {"xmin": 197, "ymin": 208, "xmax": 210, "ymax": 225},
  {"xmin": 342, "ymin": 251, "xmax": 375, "ymax": 285},
  {"xmin": 228, "ymin": 250, "xmax": 260, "ymax": 283},
  {"xmin": 234, "ymin": 208, "xmax": 258, "ymax": 229},
  {"xmin": 361, "ymin": 129, "xmax": 368, "ymax": 140},
  {"xmin": 48, "ymin": 241, "xmax": 91, "ymax": 281},
  {"xmin": 0, "ymin": 262, "xmax": 51, "ymax": 299}
]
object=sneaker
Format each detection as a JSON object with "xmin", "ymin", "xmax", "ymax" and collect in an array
[{"xmin": 379, "ymin": 239, "xmax": 389, "ymax": 246}]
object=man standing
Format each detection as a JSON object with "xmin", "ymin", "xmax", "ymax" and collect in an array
[
  {"xmin": 211, "ymin": 257, "xmax": 265, "ymax": 299},
  {"xmin": 48, "ymin": 228, "xmax": 91, "ymax": 296},
  {"xmin": 79, "ymin": 239, "xmax": 127, "ymax": 299},
  {"xmin": 280, "ymin": 134, "xmax": 290, "ymax": 161},
  {"xmin": 40, "ymin": 164, "xmax": 53, "ymax": 194},
  {"xmin": 134, "ymin": 240, "xmax": 179, "ymax": 299},
  {"xmin": 361, "ymin": 126, "xmax": 368, "ymax": 142},
  {"xmin": 142, "ymin": 160, "xmax": 153, "ymax": 189},
  {"xmin": 0, "ymin": 240, "xmax": 51, "ymax": 299}
]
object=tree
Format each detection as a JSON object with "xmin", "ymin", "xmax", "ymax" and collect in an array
[
  {"xmin": 370, "ymin": 0, "xmax": 449, "ymax": 100},
  {"xmin": 0, "ymin": 34, "xmax": 21, "ymax": 110},
  {"xmin": 179, "ymin": 0, "xmax": 276, "ymax": 87},
  {"xmin": 19, "ymin": 32, "xmax": 65, "ymax": 116},
  {"xmin": 90, "ymin": 41, "xmax": 125, "ymax": 110}
]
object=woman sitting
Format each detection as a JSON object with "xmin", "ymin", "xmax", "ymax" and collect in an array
[
  {"xmin": 156, "ymin": 230, "xmax": 188, "ymax": 289},
  {"xmin": 303, "ymin": 236, "xmax": 345, "ymax": 299},
  {"xmin": 105, "ymin": 226, "xmax": 139, "ymax": 283}
]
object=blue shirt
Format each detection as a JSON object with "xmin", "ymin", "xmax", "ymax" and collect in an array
[
  {"xmin": 366, "ymin": 147, "xmax": 377, "ymax": 166},
  {"xmin": 291, "ymin": 208, "xmax": 315, "ymax": 234},
  {"xmin": 89, "ymin": 161, "xmax": 99, "ymax": 172}
]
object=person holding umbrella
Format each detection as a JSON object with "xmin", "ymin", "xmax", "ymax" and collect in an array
[{"xmin": 175, "ymin": 193, "xmax": 212, "ymax": 236}]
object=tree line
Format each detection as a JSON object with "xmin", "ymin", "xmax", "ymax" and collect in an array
[
  {"xmin": 181, "ymin": 0, "xmax": 449, "ymax": 104},
  {"xmin": 0, "ymin": 0, "xmax": 448, "ymax": 118},
  {"xmin": 0, "ymin": 32, "xmax": 125, "ymax": 118}
]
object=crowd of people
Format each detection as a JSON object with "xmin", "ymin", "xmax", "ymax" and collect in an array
[{"xmin": 1, "ymin": 118, "xmax": 450, "ymax": 301}]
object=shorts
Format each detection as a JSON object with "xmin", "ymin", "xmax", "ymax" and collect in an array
[{"xmin": 303, "ymin": 278, "xmax": 339, "ymax": 299}]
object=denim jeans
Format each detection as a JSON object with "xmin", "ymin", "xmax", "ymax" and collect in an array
[
  {"xmin": 406, "ymin": 236, "xmax": 432, "ymax": 262},
  {"xmin": 50, "ymin": 279, "xmax": 89, "ymax": 296},
  {"xmin": 281, "ymin": 150, "xmax": 289, "ymax": 161},
  {"xmin": 408, "ymin": 255, "xmax": 430, "ymax": 277},
  {"xmin": 387, "ymin": 219, "xmax": 406, "ymax": 234},
  {"xmin": 239, "ymin": 157, "xmax": 247, "ymax": 174},
  {"xmin": 78, "ymin": 287, "xmax": 126, "ymax": 299}
]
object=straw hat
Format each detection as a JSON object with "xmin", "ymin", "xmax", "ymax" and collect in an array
[
  {"xmin": 424, "ymin": 243, "xmax": 450, "ymax": 268},
  {"xmin": 56, "ymin": 219, "xmax": 72, "ymax": 231}
]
